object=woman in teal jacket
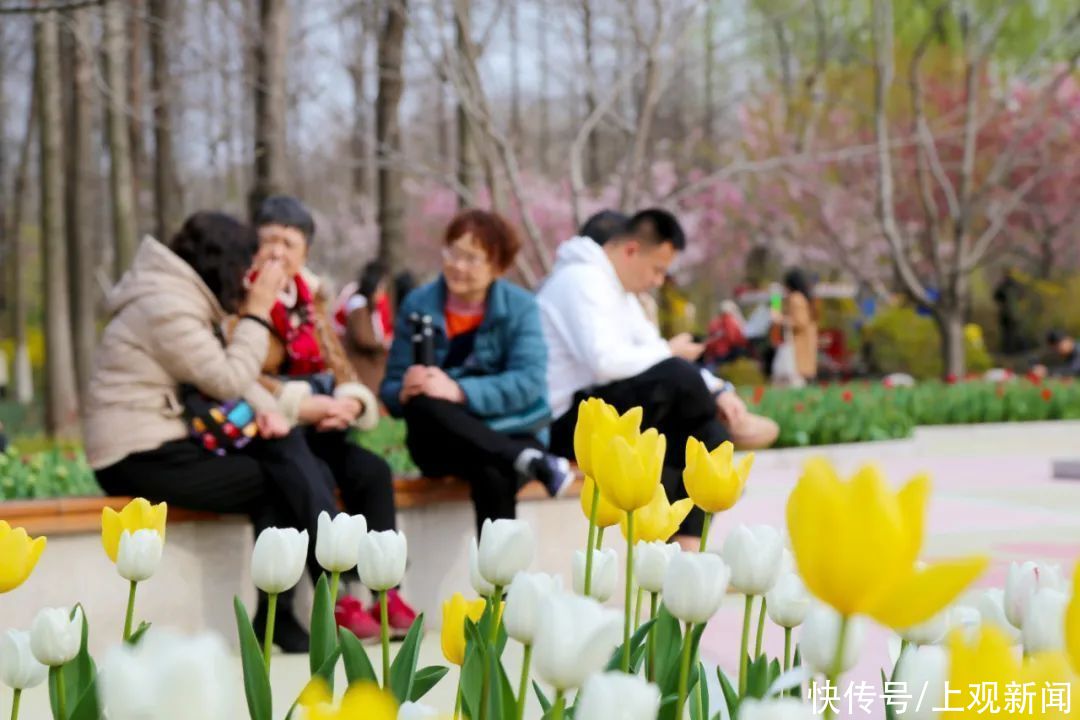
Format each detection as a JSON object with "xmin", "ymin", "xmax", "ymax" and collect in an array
[{"xmin": 380, "ymin": 210, "xmax": 573, "ymax": 533}]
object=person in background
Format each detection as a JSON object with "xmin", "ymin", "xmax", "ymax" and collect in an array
[
  {"xmin": 1033, "ymin": 330, "xmax": 1080, "ymax": 378},
  {"xmin": 538, "ymin": 208, "xmax": 778, "ymax": 550},
  {"xmin": 704, "ymin": 300, "xmax": 748, "ymax": 366},
  {"xmin": 774, "ymin": 268, "xmax": 819, "ymax": 383},
  {"xmin": 332, "ymin": 260, "xmax": 394, "ymax": 390},
  {"xmin": 85, "ymin": 212, "xmax": 341, "ymax": 653},
  {"xmin": 993, "ymin": 268, "xmax": 1023, "ymax": 356},
  {"xmin": 658, "ymin": 274, "xmax": 696, "ymax": 338},
  {"xmin": 380, "ymin": 209, "xmax": 573, "ymax": 536},
  {"xmin": 394, "ymin": 270, "xmax": 417, "ymax": 307},
  {"xmin": 249, "ymin": 196, "xmax": 414, "ymax": 640}
]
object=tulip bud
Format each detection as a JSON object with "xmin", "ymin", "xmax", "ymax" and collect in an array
[
  {"xmin": 662, "ymin": 552, "xmax": 730, "ymax": 624},
  {"xmin": 357, "ymin": 530, "xmax": 408, "ymax": 592},
  {"xmin": 634, "ymin": 541, "xmax": 680, "ymax": 595},
  {"xmin": 800, "ymin": 604, "xmax": 865, "ymax": 675},
  {"xmin": 573, "ymin": 549, "xmax": 617, "ymax": 603},
  {"xmin": 1004, "ymin": 561, "xmax": 1067, "ymax": 629},
  {"xmin": 899, "ymin": 609, "xmax": 949, "ymax": 646},
  {"xmin": 766, "ymin": 572, "xmax": 810, "ymax": 629},
  {"xmin": 532, "ymin": 593, "xmax": 622, "ymax": 691},
  {"xmin": 0, "ymin": 629, "xmax": 47, "ymax": 690},
  {"xmin": 469, "ymin": 541, "xmax": 495, "ymax": 597},
  {"xmin": 504, "ymin": 572, "xmax": 562, "ymax": 646},
  {"xmin": 440, "ymin": 593, "xmax": 487, "ymax": 666},
  {"xmin": 117, "ymin": 529, "xmax": 164, "ymax": 582},
  {"xmin": 251, "ymin": 528, "xmax": 309, "ymax": 595},
  {"xmin": 477, "ymin": 518, "xmax": 534, "ymax": 588},
  {"xmin": 893, "ymin": 645, "xmax": 947, "ymax": 720},
  {"xmin": 315, "ymin": 511, "xmax": 367, "ymax": 574},
  {"xmin": 575, "ymin": 671, "xmax": 661, "ymax": 720},
  {"xmin": 100, "ymin": 629, "xmax": 236, "ymax": 720},
  {"xmin": 398, "ymin": 702, "xmax": 440, "ymax": 720},
  {"xmin": 0, "ymin": 521, "xmax": 47, "ymax": 594},
  {"xmin": 722, "ymin": 524, "xmax": 784, "ymax": 596},
  {"xmin": 739, "ymin": 698, "xmax": 816, "ymax": 720},
  {"xmin": 30, "ymin": 606, "xmax": 83, "ymax": 667},
  {"xmin": 1022, "ymin": 588, "xmax": 1068, "ymax": 655},
  {"xmin": 968, "ymin": 588, "xmax": 1020, "ymax": 644}
]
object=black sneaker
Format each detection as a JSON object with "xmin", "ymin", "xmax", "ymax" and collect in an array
[
  {"xmin": 530, "ymin": 454, "xmax": 574, "ymax": 498},
  {"xmin": 252, "ymin": 604, "xmax": 310, "ymax": 654}
]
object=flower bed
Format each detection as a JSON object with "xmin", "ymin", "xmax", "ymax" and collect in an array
[{"xmin": 0, "ymin": 446, "xmax": 101, "ymax": 501}]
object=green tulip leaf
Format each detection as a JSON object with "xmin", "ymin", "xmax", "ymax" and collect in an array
[
  {"xmin": 605, "ymin": 617, "xmax": 657, "ymax": 672},
  {"xmin": 234, "ymin": 597, "xmax": 272, "ymax": 720},
  {"xmin": 717, "ymin": 667, "xmax": 739, "ymax": 718},
  {"xmin": 309, "ymin": 574, "xmax": 338, "ymax": 689},
  {"xmin": 126, "ymin": 621, "xmax": 152, "ymax": 646},
  {"xmin": 389, "ymin": 613, "xmax": 425, "ymax": 703},
  {"xmin": 67, "ymin": 682, "xmax": 101, "ymax": 720},
  {"xmin": 409, "ymin": 665, "xmax": 449, "ymax": 702},
  {"xmin": 652, "ymin": 607, "xmax": 683, "ymax": 692},
  {"xmin": 490, "ymin": 652, "xmax": 517, "ymax": 720},
  {"xmin": 746, "ymin": 654, "xmax": 770, "ymax": 698},
  {"xmin": 461, "ymin": 622, "xmax": 486, "ymax": 719},
  {"xmin": 339, "ymin": 628, "xmax": 377, "ymax": 685},
  {"xmin": 533, "ymin": 681, "xmax": 552, "ymax": 714}
]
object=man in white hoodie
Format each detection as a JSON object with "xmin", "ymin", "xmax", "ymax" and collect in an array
[{"xmin": 539, "ymin": 209, "xmax": 774, "ymax": 543}]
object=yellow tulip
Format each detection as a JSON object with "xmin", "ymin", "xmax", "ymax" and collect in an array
[
  {"xmin": 101, "ymin": 498, "xmax": 167, "ymax": 563},
  {"xmin": 1065, "ymin": 561, "xmax": 1080, "ymax": 675},
  {"xmin": 620, "ymin": 484, "xmax": 693, "ymax": 544},
  {"xmin": 573, "ymin": 399, "xmax": 642, "ymax": 481},
  {"xmin": 594, "ymin": 429, "xmax": 666, "ymax": 513},
  {"xmin": 300, "ymin": 678, "xmax": 398, "ymax": 720},
  {"xmin": 683, "ymin": 439, "xmax": 753, "ymax": 513},
  {"xmin": 441, "ymin": 592, "xmax": 488, "ymax": 666},
  {"xmin": 0, "ymin": 521, "xmax": 47, "ymax": 593},
  {"xmin": 580, "ymin": 475, "xmax": 623, "ymax": 528},
  {"xmin": 786, "ymin": 459, "xmax": 986, "ymax": 627}
]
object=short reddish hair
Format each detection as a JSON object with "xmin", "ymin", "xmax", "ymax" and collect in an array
[{"xmin": 444, "ymin": 209, "xmax": 521, "ymax": 272}]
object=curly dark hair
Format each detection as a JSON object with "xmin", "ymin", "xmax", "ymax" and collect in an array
[{"xmin": 169, "ymin": 211, "xmax": 258, "ymax": 313}]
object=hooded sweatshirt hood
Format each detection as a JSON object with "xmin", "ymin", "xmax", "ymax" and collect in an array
[
  {"xmin": 551, "ymin": 235, "xmax": 616, "ymax": 277},
  {"xmin": 106, "ymin": 237, "xmax": 224, "ymax": 321}
]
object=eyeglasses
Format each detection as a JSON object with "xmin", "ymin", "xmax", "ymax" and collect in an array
[{"xmin": 441, "ymin": 247, "xmax": 488, "ymax": 269}]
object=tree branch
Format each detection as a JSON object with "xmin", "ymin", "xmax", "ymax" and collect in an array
[{"xmin": 0, "ymin": 0, "xmax": 101, "ymax": 14}]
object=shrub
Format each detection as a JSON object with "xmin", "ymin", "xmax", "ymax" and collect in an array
[{"xmin": 862, "ymin": 306, "xmax": 992, "ymax": 379}]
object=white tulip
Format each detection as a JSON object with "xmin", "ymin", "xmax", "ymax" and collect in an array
[
  {"xmin": 117, "ymin": 529, "xmax": 164, "ymax": 582},
  {"xmin": 766, "ymin": 573, "xmax": 810, "ymax": 629},
  {"xmin": 899, "ymin": 610, "xmax": 949, "ymax": 646},
  {"xmin": 30, "ymin": 607, "xmax": 83, "ymax": 667},
  {"xmin": 1022, "ymin": 588, "xmax": 1068, "ymax": 655},
  {"xmin": 251, "ymin": 528, "xmax": 309, "ymax": 595},
  {"xmin": 799, "ymin": 604, "xmax": 865, "ymax": 675},
  {"xmin": 968, "ymin": 588, "xmax": 1021, "ymax": 644},
  {"xmin": 634, "ymin": 541, "xmax": 680, "ymax": 595},
  {"xmin": 947, "ymin": 605, "xmax": 982, "ymax": 644},
  {"xmin": 100, "ymin": 629, "xmax": 235, "ymax": 720},
  {"xmin": 398, "ymin": 701, "xmax": 440, "ymax": 720},
  {"xmin": 893, "ymin": 645, "xmax": 948, "ymax": 720},
  {"xmin": 663, "ymin": 552, "xmax": 731, "ymax": 624},
  {"xmin": 357, "ymin": 530, "xmax": 408, "ymax": 592},
  {"xmin": 575, "ymin": 671, "xmax": 661, "ymax": 720},
  {"xmin": 504, "ymin": 572, "xmax": 562, "ymax": 646},
  {"xmin": 1003, "ymin": 561, "xmax": 1067, "ymax": 629},
  {"xmin": 532, "ymin": 593, "xmax": 623, "ymax": 691},
  {"xmin": 573, "ymin": 549, "xmax": 617, "ymax": 602},
  {"xmin": 315, "ymin": 511, "xmax": 367, "ymax": 574},
  {"xmin": 739, "ymin": 698, "xmax": 816, "ymax": 720},
  {"xmin": 469, "ymin": 540, "xmax": 496, "ymax": 597},
  {"xmin": 0, "ymin": 630, "xmax": 47, "ymax": 690},
  {"xmin": 722, "ymin": 524, "xmax": 784, "ymax": 596},
  {"xmin": 477, "ymin": 518, "xmax": 535, "ymax": 587}
]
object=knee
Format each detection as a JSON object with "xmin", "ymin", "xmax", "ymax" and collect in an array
[{"xmin": 653, "ymin": 358, "xmax": 711, "ymax": 399}]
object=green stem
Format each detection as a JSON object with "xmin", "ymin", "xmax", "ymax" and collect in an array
[
  {"xmin": 634, "ymin": 585, "xmax": 644, "ymax": 630},
  {"xmin": 55, "ymin": 669, "xmax": 67, "ymax": 720},
  {"xmin": 584, "ymin": 483, "xmax": 600, "ymax": 596},
  {"xmin": 755, "ymin": 595, "xmax": 767, "ymax": 659},
  {"xmin": 454, "ymin": 674, "xmax": 463, "ymax": 720},
  {"xmin": 123, "ymin": 580, "xmax": 138, "ymax": 642},
  {"xmin": 488, "ymin": 586, "xmax": 504, "ymax": 645},
  {"xmin": 10, "ymin": 689, "xmax": 20, "ymax": 720},
  {"xmin": 552, "ymin": 690, "xmax": 566, "ymax": 720},
  {"xmin": 263, "ymin": 593, "xmax": 278, "ymax": 671},
  {"xmin": 675, "ymin": 621, "xmax": 694, "ymax": 720},
  {"xmin": 899, "ymin": 638, "xmax": 910, "ymax": 662},
  {"xmin": 824, "ymin": 615, "xmax": 850, "ymax": 720},
  {"xmin": 330, "ymin": 571, "xmax": 341, "ymax": 607},
  {"xmin": 739, "ymin": 594, "xmax": 753, "ymax": 695},
  {"xmin": 515, "ymin": 644, "xmax": 533, "ymax": 720},
  {"xmin": 622, "ymin": 510, "xmax": 635, "ymax": 673},
  {"xmin": 784, "ymin": 627, "xmax": 792, "ymax": 673},
  {"xmin": 596, "ymin": 526, "xmax": 606, "ymax": 551},
  {"xmin": 380, "ymin": 590, "xmax": 390, "ymax": 689},
  {"xmin": 647, "ymin": 592, "xmax": 659, "ymax": 683},
  {"xmin": 479, "ymin": 585, "xmax": 504, "ymax": 720},
  {"xmin": 699, "ymin": 512, "xmax": 714, "ymax": 552}
]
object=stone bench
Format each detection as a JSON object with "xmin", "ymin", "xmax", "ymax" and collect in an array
[{"xmin": 0, "ymin": 475, "xmax": 585, "ymax": 652}]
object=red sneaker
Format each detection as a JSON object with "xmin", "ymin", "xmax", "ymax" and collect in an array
[
  {"xmin": 371, "ymin": 589, "xmax": 418, "ymax": 637},
  {"xmin": 335, "ymin": 596, "xmax": 380, "ymax": 643}
]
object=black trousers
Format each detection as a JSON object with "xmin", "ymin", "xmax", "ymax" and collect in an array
[
  {"xmin": 402, "ymin": 395, "xmax": 541, "ymax": 536},
  {"xmin": 305, "ymin": 429, "xmax": 396, "ymax": 533},
  {"xmin": 549, "ymin": 357, "xmax": 729, "ymax": 536}
]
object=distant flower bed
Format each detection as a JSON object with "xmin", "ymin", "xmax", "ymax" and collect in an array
[
  {"xmin": 747, "ymin": 376, "xmax": 1080, "ymax": 448},
  {"xmin": 0, "ymin": 445, "xmax": 101, "ymax": 501}
]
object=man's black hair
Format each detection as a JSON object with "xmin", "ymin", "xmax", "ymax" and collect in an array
[
  {"xmin": 1047, "ymin": 329, "xmax": 1067, "ymax": 346},
  {"xmin": 253, "ymin": 195, "xmax": 316, "ymax": 244},
  {"xmin": 579, "ymin": 210, "xmax": 631, "ymax": 246},
  {"xmin": 628, "ymin": 208, "xmax": 686, "ymax": 250}
]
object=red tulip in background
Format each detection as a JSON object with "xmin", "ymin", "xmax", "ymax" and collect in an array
[
  {"xmin": 841, "ymin": 390, "xmax": 854, "ymax": 403},
  {"xmin": 1042, "ymin": 388, "xmax": 1053, "ymax": 402}
]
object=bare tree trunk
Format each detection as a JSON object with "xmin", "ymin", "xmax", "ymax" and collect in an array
[
  {"xmin": 103, "ymin": 0, "xmax": 138, "ymax": 277},
  {"xmin": 348, "ymin": 14, "xmax": 369, "ymax": 205},
  {"xmin": 509, "ymin": 0, "xmax": 522, "ymax": 149},
  {"xmin": 148, "ymin": 0, "xmax": 178, "ymax": 240},
  {"xmin": 36, "ymin": 8, "xmax": 80, "ymax": 436},
  {"xmin": 377, "ymin": 0, "xmax": 408, "ymax": 274},
  {"xmin": 537, "ymin": 11, "xmax": 550, "ymax": 174},
  {"xmin": 9, "ymin": 83, "xmax": 36, "ymax": 405},
  {"xmin": 128, "ymin": 0, "xmax": 148, "ymax": 234},
  {"xmin": 935, "ymin": 309, "xmax": 966, "ymax": 379},
  {"xmin": 454, "ymin": 0, "xmax": 476, "ymax": 208},
  {"xmin": 63, "ymin": 8, "xmax": 98, "ymax": 399},
  {"xmin": 704, "ymin": 0, "xmax": 716, "ymax": 150},
  {"xmin": 249, "ymin": 0, "xmax": 289, "ymax": 219},
  {"xmin": 582, "ymin": 0, "xmax": 600, "ymax": 185}
]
